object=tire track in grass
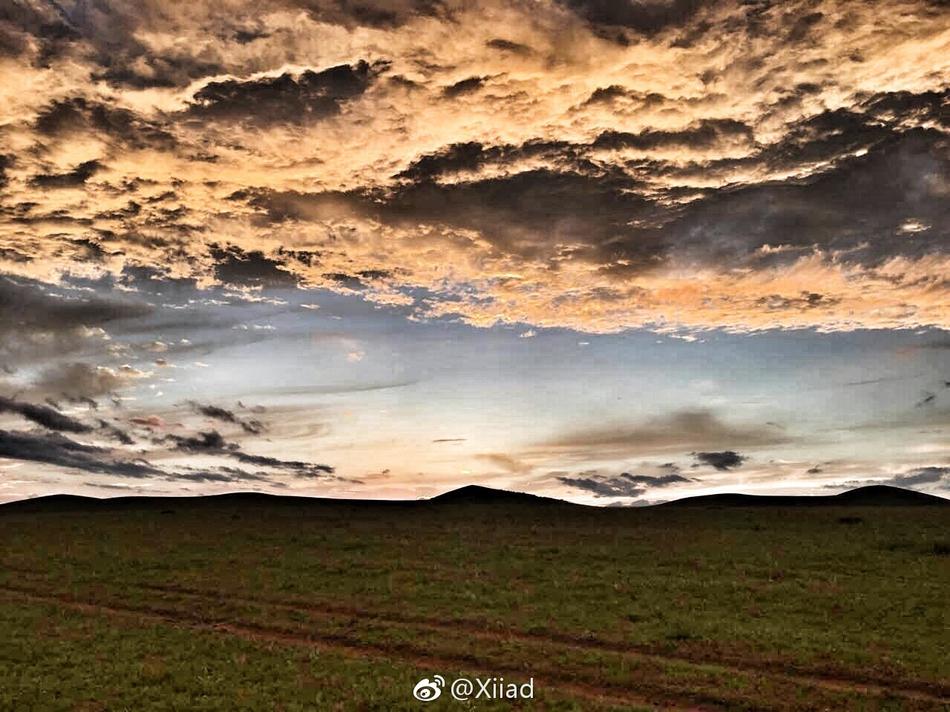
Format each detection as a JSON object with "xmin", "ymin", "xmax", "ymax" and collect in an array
[
  {"xmin": 1, "ymin": 580, "xmax": 947, "ymax": 709},
  {"xmin": 134, "ymin": 580, "xmax": 950, "ymax": 705},
  {"xmin": 6, "ymin": 562, "xmax": 943, "ymax": 700},
  {"xmin": 0, "ymin": 584, "xmax": 700, "ymax": 712}
]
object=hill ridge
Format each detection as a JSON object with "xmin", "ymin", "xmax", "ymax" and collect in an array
[
  {"xmin": 660, "ymin": 484, "xmax": 948, "ymax": 508},
  {"xmin": 0, "ymin": 483, "xmax": 946, "ymax": 512}
]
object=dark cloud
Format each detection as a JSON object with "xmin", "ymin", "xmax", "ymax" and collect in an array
[
  {"xmin": 622, "ymin": 473, "xmax": 693, "ymax": 486},
  {"xmin": 592, "ymin": 119, "xmax": 754, "ymax": 151},
  {"xmin": 169, "ymin": 430, "xmax": 232, "ymax": 452},
  {"xmin": 34, "ymin": 97, "xmax": 176, "ymax": 149},
  {"xmin": 233, "ymin": 27, "xmax": 270, "ymax": 44},
  {"xmin": 786, "ymin": 10, "xmax": 824, "ymax": 43},
  {"xmin": 29, "ymin": 160, "xmax": 102, "ymax": 188},
  {"xmin": 757, "ymin": 292, "xmax": 841, "ymax": 312},
  {"xmin": 0, "ymin": 426, "xmax": 279, "ymax": 484},
  {"xmin": 186, "ymin": 61, "xmax": 387, "ymax": 124},
  {"xmin": 557, "ymin": 473, "xmax": 644, "ymax": 498},
  {"xmin": 322, "ymin": 272, "xmax": 365, "ymax": 289},
  {"xmin": 695, "ymin": 450, "xmax": 747, "ymax": 470},
  {"xmin": 443, "ymin": 76, "xmax": 485, "ymax": 98},
  {"xmin": 655, "ymin": 127, "xmax": 949, "ymax": 270},
  {"xmin": 96, "ymin": 51, "xmax": 225, "ymax": 89},
  {"xmin": 286, "ymin": 0, "xmax": 455, "ymax": 29},
  {"xmin": 229, "ymin": 93, "xmax": 947, "ymax": 290},
  {"xmin": 210, "ymin": 244, "xmax": 300, "ymax": 288},
  {"xmin": 97, "ymin": 419, "xmax": 135, "ymax": 445},
  {"xmin": 397, "ymin": 141, "xmax": 493, "ymax": 182},
  {"xmin": 0, "ymin": 429, "xmax": 160, "ymax": 478},
  {"xmin": 168, "ymin": 429, "xmax": 334, "ymax": 477},
  {"xmin": 827, "ymin": 466, "xmax": 950, "ymax": 491},
  {"xmin": 889, "ymin": 466, "xmax": 950, "ymax": 487},
  {"xmin": 370, "ymin": 96, "xmax": 947, "ymax": 278},
  {"xmin": 0, "ymin": 0, "xmax": 224, "ymax": 87},
  {"xmin": 190, "ymin": 401, "xmax": 265, "ymax": 434},
  {"xmin": 540, "ymin": 409, "xmax": 787, "ymax": 459},
  {"xmin": 485, "ymin": 38, "xmax": 533, "ymax": 55},
  {"xmin": 31, "ymin": 362, "xmax": 137, "ymax": 400},
  {"xmin": 861, "ymin": 88, "xmax": 950, "ymax": 129},
  {"xmin": 558, "ymin": 0, "xmax": 706, "ymax": 36},
  {"xmin": 557, "ymin": 471, "xmax": 691, "ymax": 498},
  {"xmin": 0, "ymin": 396, "xmax": 93, "ymax": 433},
  {"xmin": 757, "ymin": 108, "xmax": 887, "ymax": 165},
  {"xmin": 0, "ymin": 154, "xmax": 11, "ymax": 188},
  {"xmin": 173, "ymin": 466, "xmax": 271, "ymax": 483},
  {"xmin": 579, "ymin": 86, "xmax": 672, "ymax": 109},
  {"xmin": 0, "ymin": 277, "xmax": 151, "ymax": 363},
  {"xmin": 230, "ymin": 451, "xmax": 334, "ymax": 477},
  {"xmin": 253, "ymin": 167, "xmax": 657, "ymax": 264},
  {"xmin": 0, "ymin": 0, "xmax": 78, "ymax": 59}
]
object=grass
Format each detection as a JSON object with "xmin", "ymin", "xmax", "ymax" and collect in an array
[{"xmin": 0, "ymin": 497, "xmax": 947, "ymax": 709}]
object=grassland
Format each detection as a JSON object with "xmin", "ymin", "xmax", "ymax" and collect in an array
[{"xmin": 0, "ymin": 491, "xmax": 948, "ymax": 710}]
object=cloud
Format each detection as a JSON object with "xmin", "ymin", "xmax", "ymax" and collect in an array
[
  {"xmin": 695, "ymin": 450, "xmax": 747, "ymax": 471},
  {"xmin": 0, "ymin": 0, "xmax": 946, "ymax": 337},
  {"xmin": 538, "ymin": 409, "xmax": 788, "ymax": 459},
  {"xmin": 0, "ymin": 396, "xmax": 93, "ymax": 433},
  {"xmin": 186, "ymin": 61, "xmax": 388, "ymax": 125},
  {"xmin": 0, "ymin": 426, "xmax": 280, "ymax": 484},
  {"xmin": 97, "ymin": 419, "xmax": 135, "ymax": 445},
  {"xmin": 210, "ymin": 245, "xmax": 300, "ymax": 289},
  {"xmin": 32, "ymin": 362, "xmax": 147, "ymax": 400},
  {"xmin": 443, "ymin": 76, "xmax": 486, "ymax": 97},
  {"xmin": 34, "ymin": 97, "xmax": 176, "ymax": 150},
  {"xmin": 190, "ymin": 401, "xmax": 264, "ymax": 434},
  {"xmin": 0, "ymin": 429, "xmax": 161, "ymax": 478},
  {"xmin": 622, "ymin": 473, "xmax": 693, "ymax": 486},
  {"xmin": 168, "ymin": 430, "xmax": 231, "ymax": 451},
  {"xmin": 0, "ymin": 277, "xmax": 151, "ymax": 363},
  {"xmin": 227, "ymin": 451, "xmax": 335, "ymax": 477},
  {"xmin": 557, "ymin": 471, "xmax": 691, "ymax": 498},
  {"xmin": 592, "ymin": 118, "xmax": 753, "ymax": 151},
  {"xmin": 890, "ymin": 466, "xmax": 950, "ymax": 487},
  {"xmin": 168, "ymin": 429, "xmax": 334, "ymax": 477},
  {"xmin": 558, "ymin": 0, "xmax": 706, "ymax": 36},
  {"xmin": 827, "ymin": 466, "xmax": 950, "ymax": 491},
  {"xmin": 485, "ymin": 38, "xmax": 534, "ymax": 55},
  {"xmin": 477, "ymin": 453, "xmax": 533, "ymax": 474},
  {"xmin": 172, "ymin": 466, "xmax": 272, "ymax": 483},
  {"xmin": 29, "ymin": 160, "xmax": 102, "ymax": 189}
]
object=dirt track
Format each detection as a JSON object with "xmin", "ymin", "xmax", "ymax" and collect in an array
[{"xmin": 2, "ymin": 577, "xmax": 947, "ymax": 710}]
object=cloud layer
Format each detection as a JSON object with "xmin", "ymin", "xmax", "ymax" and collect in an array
[{"xmin": 0, "ymin": 0, "xmax": 946, "ymax": 333}]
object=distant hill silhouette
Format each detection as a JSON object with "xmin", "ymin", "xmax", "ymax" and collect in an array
[
  {"xmin": 0, "ymin": 484, "xmax": 946, "ymax": 513},
  {"xmin": 430, "ymin": 484, "xmax": 565, "ymax": 505},
  {"xmin": 0, "ymin": 491, "xmax": 407, "ymax": 513},
  {"xmin": 660, "ymin": 485, "xmax": 948, "ymax": 508},
  {"xmin": 0, "ymin": 485, "xmax": 570, "ymax": 513}
]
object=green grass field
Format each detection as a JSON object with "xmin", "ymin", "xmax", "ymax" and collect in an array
[{"xmin": 1, "ymin": 493, "xmax": 948, "ymax": 710}]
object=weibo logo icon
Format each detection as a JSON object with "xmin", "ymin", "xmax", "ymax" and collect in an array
[{"xmin": 412, "ymin": 675, "xmax": 445, "ymax": 702}]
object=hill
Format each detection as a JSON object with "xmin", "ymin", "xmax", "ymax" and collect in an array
[
  {"xmin": 0, "ymin": 484, "xmax": 564, "ymax": 513},
  {"xmin": 429, "ymin": 484, "xmax": 568, "ymax": 505},
  {"xmin": 661, "ymin": 484, "xmax": 948, "ymax": 508},
  {"xmin": 0, "ymin": 484, "xmax": 946, "ymax": 513}
]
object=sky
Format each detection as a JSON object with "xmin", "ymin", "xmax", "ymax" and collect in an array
[{"xmin": 0, "ymin": 0, "xmax": 947, "ymax": 504}]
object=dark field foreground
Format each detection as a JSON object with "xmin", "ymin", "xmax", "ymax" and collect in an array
[{"xmin": 0, "ymin": 488, "xmax": 948, "ymax": 710}]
